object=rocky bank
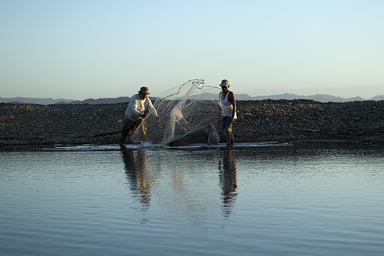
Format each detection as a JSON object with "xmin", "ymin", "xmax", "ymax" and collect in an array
[{"xmin": 1, "ymin": 100, "xmax": 384, "ymax": 149}]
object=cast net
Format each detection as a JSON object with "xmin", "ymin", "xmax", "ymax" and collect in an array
[{"xmin": 131, "ymin": 79, "xmax": 221, "ymax": 145}]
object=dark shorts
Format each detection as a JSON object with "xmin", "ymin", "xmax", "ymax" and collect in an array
[
  {"xmin": 124, "ymin": 118, "xmax": 142, "ymax": 130},
  {"xmin": 121, "ymin": 117, "xmax": 143, "ymax": 136},
  {"xmin": 222, "ymin": 116, "xmax": 233, "ymax": 130}
]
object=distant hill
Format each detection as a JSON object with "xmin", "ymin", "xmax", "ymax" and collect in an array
[
  {"xmin": 250, "ymin": 93, "xmax": 365, "ymax": 102},
  {"xmin": 68, "ymin": 97, "xmax": 130, "ymax": 104},
  {"xmin": 0, "ymin": 97, "xmax": 131, "ymax": 105},
  {"xmin": 0, "ymin": 97, "xmax": 73, "ymax": 105},
  {"xmin": 370, "ymin": 95, "xmax": 384, "ymax": 101},
  {"xmin": 191, "ymin": 93, "xmax": 368, "ymax": 102},
  {"xmin": 1, "ymin": 94, "xmax": 383, "ymax": 104}
]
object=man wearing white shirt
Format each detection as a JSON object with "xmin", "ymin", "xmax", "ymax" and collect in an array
[{"xmin": 120, "ymin": 86, "xmax": 159, "ymax": 148}]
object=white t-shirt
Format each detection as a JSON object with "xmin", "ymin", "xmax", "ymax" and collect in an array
[{"xmin": 124, "ymin": 94, "xmax": 158, "ymax": 121}]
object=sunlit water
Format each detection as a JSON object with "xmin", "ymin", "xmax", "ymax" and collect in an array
[{"xmin": 1, "ymin": 144, "xmax": 383, "ymax": 256}]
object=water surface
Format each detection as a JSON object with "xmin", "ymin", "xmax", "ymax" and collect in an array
[{"xmin": 1, "ymin": 144, "xmax": 383, "ymax": 256}]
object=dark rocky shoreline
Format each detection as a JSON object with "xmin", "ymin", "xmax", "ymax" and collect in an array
[{"xmin": 1, "ymin": 100, "xmax": 384, "ymax": 150}]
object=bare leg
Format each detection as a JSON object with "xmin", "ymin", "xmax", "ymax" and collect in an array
[
  {"xmin": 225, "ymin": 127, "xmax": 234, "ymax": 145},
  {"xmin": 120, "ymin": 119, "xmax": 134, "ymax": 146},
  {"xmin": 136, "ymin": 121, "xmax": 147, "ymax": 142}
]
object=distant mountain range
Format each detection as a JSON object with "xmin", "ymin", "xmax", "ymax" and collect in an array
[
  {"xmin": 1, "ymin": 94, "xmax": 384, "ymax": 105},
  {"xmin": 0, "ymin": 97, "xmax": 74, "ymax": 105},
  {"xmin": 68, "ymin": 97, "xmax": 130, "ymax": 105},
  {"xmin": 191, "ymin": 93, "xmax": 372, "ymax": 102},
  {"xmin": 0, "ymin": 97, "xmax": 129, "ymax": 105}
]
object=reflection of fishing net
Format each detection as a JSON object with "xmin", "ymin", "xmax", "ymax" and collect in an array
[{"xmin": 131, "ymin": 79, "xmax": 221, "ymax": 144}]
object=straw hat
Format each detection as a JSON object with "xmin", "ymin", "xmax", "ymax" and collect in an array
[{"xmin": 138, "ymin": 86, "xmax": 150, "ymax": 94}]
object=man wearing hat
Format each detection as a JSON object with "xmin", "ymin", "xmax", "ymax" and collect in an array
[
  {"xmin": 120, "ymin": 86, "xmax": 159, "ymax": 148},
  {"xmin": 219, "ymin": 79, "xmax": 237, "ymax": 145}
]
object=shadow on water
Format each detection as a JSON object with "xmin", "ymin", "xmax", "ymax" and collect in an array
[
  {"xmin": 121, "ymin": 149, "xmax": 152, "ymax": 210},
  {"xmin": 219, "ymin": 148, "xmax": 238, "ymax": 217}
]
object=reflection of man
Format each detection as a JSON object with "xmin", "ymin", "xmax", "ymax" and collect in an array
[
  {"xmin": 219, "ymin": 148, "xmax": 238, "ymax": 217},
  {"xmin": 122, "ymin": 149, "xmax": 151, "ymax": 208}
]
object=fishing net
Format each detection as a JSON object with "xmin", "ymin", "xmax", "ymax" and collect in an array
[{"xmin": 131, "ymin": 79, "xmax": 222, "ymax": 145}]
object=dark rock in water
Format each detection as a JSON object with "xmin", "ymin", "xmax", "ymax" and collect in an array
[
  {"xmin": 167, "ymin": 128, "xmax": 209, "ymax": 147},
  {"xmin": 167, "ymin": 123, "xmax": 220, "ymax": 146},
  {"xmin": 207, "ymin": 123, "xmax": 220, "ymax": 145}
]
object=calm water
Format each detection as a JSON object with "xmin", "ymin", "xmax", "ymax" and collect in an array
[{"xmin": 1, "ymin": 144, "xmax": 383, "ymax": 256}]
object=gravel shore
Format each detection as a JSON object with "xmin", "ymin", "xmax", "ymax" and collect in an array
[{"xmin": 1, "ymin": 100, "xmax": 384, "ymax": 149}]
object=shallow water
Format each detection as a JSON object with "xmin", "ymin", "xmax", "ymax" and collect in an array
[{"xmin": 1, "ymin": 145, "xmax": 384, "ymax": 256}]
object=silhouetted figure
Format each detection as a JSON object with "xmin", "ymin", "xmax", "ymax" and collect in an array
[{"xmin": 219, "ymin": 148, "xmax": 238, "ymax": 217}]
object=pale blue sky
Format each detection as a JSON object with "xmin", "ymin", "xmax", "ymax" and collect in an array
[{"xmin": 1, "ymin": 0, "xmax": 383, "ymax": 99}]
